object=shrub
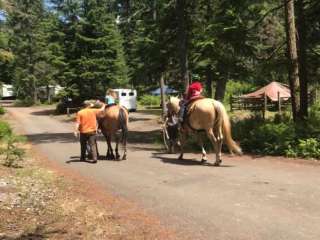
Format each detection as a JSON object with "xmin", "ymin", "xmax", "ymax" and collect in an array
[
  {"xmin": 0, "ymin": 106, "xmax": 5, "ymax": 115},
  {"xmin": 286, "ymin": 138, "xmax": 320, "ymax": 159},
  {"xmin": 0, "ymin": 134, "xmax": 26, "ymax": 167},
  {"xmin": 224, "ymin": 81, "xmax": 255, "ymax": 105},
  {"xmin": 14, "ymin": 97, "xmax": 34, "ymax": 107},
  {"xmin": 0, "ymin": 121, "xmax": 25, "ymax": 167},
  {"xmin": 0, "ymin": 121, "xmax": 12, "ymax": 139},
  {"xmin": 233, "ymin": 115, "xmax": 295, "ymax": 155},
  {"xmin": 232, "ymin": 111, "xmax": 320, "ymax": 159},
  {"xmin": 138, "ymin": 95, "xmax": 161, "ymax": 107}
]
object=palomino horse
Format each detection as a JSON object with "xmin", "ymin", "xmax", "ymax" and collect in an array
[
  {"xmin": 166, "ymin": 97, "xmax": 242, "ymax": 166},
  {"xmin": 98, "ymin": 105, "xmax": 129, "ymax": 160}
]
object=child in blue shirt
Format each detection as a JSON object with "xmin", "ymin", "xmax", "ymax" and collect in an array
[{"xmin": 105, "ymin": 89, "xmax": 117, "ymax": 106}]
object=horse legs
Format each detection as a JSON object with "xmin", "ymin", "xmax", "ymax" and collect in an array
[
  {"xmin": 115, "ymin": 134, "xmax": 120, "ymax": 160},
  {"xmin": 106, "ymin": 136, "xmax": 115, "ymax": 160},
  {"xmin": 178, "ymin": 131, "xmax": 187, "ymax": 160},
  {"xmin": 122, "ymin": 136, "xmax": 127, "ymax": 160},
  {"xmin": 198, "ymin": 135, "xmax": 207, "ymax": 164},
  {"xmin": 214, "ymin": 127, "xmax": 223, "ymax": 165},
  {"xmin": 206, "ymin": 129, "xmax": 222, "ymax": 166}
]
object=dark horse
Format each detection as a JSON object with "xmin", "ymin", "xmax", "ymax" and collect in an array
[{"xmin": 98, "ymin": 105, "xmax": 129, "ymax": 160}]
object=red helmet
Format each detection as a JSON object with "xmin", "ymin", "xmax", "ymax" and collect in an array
[{"xmin": 189, "ymin": 82, "xmax": 203, "ymax": 92}]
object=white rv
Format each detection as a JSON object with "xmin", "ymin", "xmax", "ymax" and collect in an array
[
  {"xmin": 113, "ymin": 89, "xmax": 137, "ymax": 111},
  {"xmin": 1, "ymin": 84, "xmax": 14, "ymax": 98}
]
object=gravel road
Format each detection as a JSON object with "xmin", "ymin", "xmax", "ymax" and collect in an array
[{"xmin": 7, "ymin": 106, "xmax": 320, "ymax": 240}]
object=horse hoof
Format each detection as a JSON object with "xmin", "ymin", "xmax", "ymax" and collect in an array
[
  {"xmin": 122, "ymin": 155, "xmax": 127, "ymax": 161},
  {"xmin": 214, "ymin": 160, "xmax": 222, "ymax": 166},
  {"xmin": 116, "ymin": 155, "xmax": 120, "ymax": 160},
  {"xmin": 201, "ymin": 159, "xmax": 207, "ymax": 164},
  {"xmin": 178, "ymin": 155, "xmax": 183, "ymax": 160}
]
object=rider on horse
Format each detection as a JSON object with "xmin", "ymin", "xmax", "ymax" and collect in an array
[
  {"xmin": 178, "ymin": 81, "xmax": 204, "ymax": 123},
  {"xmin": 105, "ymin": 88, "xmax": 117, "ymax": 107}
]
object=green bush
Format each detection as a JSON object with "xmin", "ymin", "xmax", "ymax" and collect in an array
[
  {"xmin": 0, "ymin": 106, "xmax": 5, "ymax": 115},
  {"xmin": 232, "ymin": 112, "xmax": 320, "ymax": 159},
  {"xmin": 0, "ymin": 121, "xmax": 12, "ymax": 139},
  {"xmin": 224, "ymin": 81, "xmax": 255, "ymax": 104},
  {"xmin": 0, "ymin": 120, "xmax": 25, "ymax": 167},
  {"xmin": 233, "ymin": 117, "xmax": 295, "ymax": 155},
  {"xmin": 138, "ymin": 95, "xmax": 161, "ymax": 107},
  {"xmin": 286, "ymin": 138, "xmax": 320, "ymax": 159},
  {"xmin": 0, "ymin": 134, "xmax": 26, "ymax": 167},
  {"xmin": 14, "ymin": 97, "xmax": 35, "ymax": 107}
]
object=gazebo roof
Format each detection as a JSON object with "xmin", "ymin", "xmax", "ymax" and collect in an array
[{"xmin": 242, "ymin": 81, "xmax": 291, "ymax": 102}]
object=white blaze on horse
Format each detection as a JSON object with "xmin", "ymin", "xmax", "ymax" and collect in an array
[{"xmin": 166, "ymin": 97, "xmax": 242, "ymax": 166}]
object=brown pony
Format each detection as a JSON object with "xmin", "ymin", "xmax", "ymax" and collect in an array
[
  {"xmin": 98, "ymin": 105, "xmax": 129, "ymax": 160},
  {"xmin": 166, "ymin": 97, "xmax": 241, "ymax": 166}
]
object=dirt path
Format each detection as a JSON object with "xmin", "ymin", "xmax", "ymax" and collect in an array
[{"xmin": 6, "ymin": 106, "xmax": 320, "ymax": 240}]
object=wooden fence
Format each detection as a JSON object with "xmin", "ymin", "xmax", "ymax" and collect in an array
[{"xmin": 230, "ymin": 89, "xmax": 318, "ymax": 118}]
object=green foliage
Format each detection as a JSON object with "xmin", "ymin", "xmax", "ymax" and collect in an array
[
  {"xmin": 0, "ymin": 120, "xmax": 25, "ymax": 167},
  {"xmin": 233, "ymin": 110, "xmax": 320, "ymax": 159},
  {"xmin": 224, "ymin": 81, "xmax": 255, "ymax": 105},
  {"xmin": 8, "ymin": 0, "xmax": 44, "ymax": 101},
  {"xmin": 138, "ymin": 95, "xmax": 161, "ymax": 107},
  {"xmin": 14, "ymin": 97, "xmax": 35, "ymax": 107},
  {"xmin": 0, "ymin": 134, "xmax": 26, "ymax": 167},
  {"xmin": 0, "ymin": 106, "xmax": 5, "ymax": 115},
  {"xmin": 286, "ymin": 139, "xmax": 320, "ymax": 159},
  {"xmin": 0, "ymin": 120, "xmax": 11, "ymax": 139}
]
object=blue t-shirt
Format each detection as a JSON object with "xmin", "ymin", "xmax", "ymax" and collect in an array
[{"xmin": 105, "ymin": 95, "xmax": 115, "ymax": 105}]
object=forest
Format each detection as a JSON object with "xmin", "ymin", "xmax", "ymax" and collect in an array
[{"xmin": 0, "ymin": 0, "xmax": 320, "ymax": 157}]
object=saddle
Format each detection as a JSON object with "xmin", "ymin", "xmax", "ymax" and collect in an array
[{"xmin": 183, "ymin": 96, "xmax": 205, "ymax": 121}]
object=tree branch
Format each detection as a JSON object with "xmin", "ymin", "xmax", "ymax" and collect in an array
[
  {"xmin": 247, "ymin": 1, "xmax": 296, "ymax": 31},
  {"xmin": 255, "ymin": 41, "xmax": 286, "ymax": 60}
]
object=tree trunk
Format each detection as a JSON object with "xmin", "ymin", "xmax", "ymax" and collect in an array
[
  {"xmin": 214, "ymin": 77, "xmax": 227, "ymax": 102},
  {"xmin": 152, "ymin": 0, "xmax": 157, "ymax": 21},
  {"xmin": 160, "ymin": 74, "xmax": 166, "ymax": 119},
  {"xmin": 205, "ymin": 67, "xmax": 213, "ymax": 98},
  {"xmin": 297, "ymin": 0, "xmax": 308, "ymax": 118},
  {"xmin": 284, "ymin": 0, "xmax": 299, "ymax": 122},
  {"xmin": 176, "ymin": 0, "xmax": 189, "ymax": 92},
  {"xmin": 46, "ymin": 85, "xmax": 50, "ymax": 104}
]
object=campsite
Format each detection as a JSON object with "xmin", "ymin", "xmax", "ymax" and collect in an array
[{"xmin": 0, "ymin": 1, "xmax": 320, "ymax": 240}]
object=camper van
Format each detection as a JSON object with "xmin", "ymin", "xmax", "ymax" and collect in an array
[
  {"xmin": 1, "ymin": 84, "xmax": 14, "ymax": 99},
  {"xmin": 113, "ymin": 89, "xmax": 137, "ymax": 112}
]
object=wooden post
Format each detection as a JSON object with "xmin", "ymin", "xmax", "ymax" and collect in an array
[
  {"xmin": 278, "ymin": 91, "xmax": 281, "ymax": 114},
  {"xmin": 263, "ymin": 93, "xmax": 267, "ymax": 119},
  {"xmin": 160, "ymin": 74, "xmax": 166, "ymax": 119},
  {"xmin": 67, "ymin": 107, "xmax": 70, "ymax": 117}
]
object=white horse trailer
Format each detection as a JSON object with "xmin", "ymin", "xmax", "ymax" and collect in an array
[
  {"xmin": 1, "ymin": 84, "xmax": 14, "ymax": 98},
  {"xmin": 113, "ymin": 89, "xmax": 137, "ymax": 111}
]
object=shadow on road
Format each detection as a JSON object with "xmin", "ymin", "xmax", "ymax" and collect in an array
[
  {"xmin": 129, "ymin": 117, "xmax": 153, "ymax": 122},
  {"xmin": 30, "ymin": 109, "xmax": 56, "ymax": 116},
  {"xmin": 127, "ymin": 130, "xmax": 160, "ymax": 144},
  {"xmin": 25, "ymin": 132, "xmax": 76, "ymax": 144},
  {"xmin": 24, "ymin": 129, "xmax": 160, "ymax": 146},
  {"xmin": 152, "ymin": 152, "xmax": 234, "ymax": 167}
]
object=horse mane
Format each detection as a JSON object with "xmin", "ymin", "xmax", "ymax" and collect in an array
[{"xmin": 168, "ymin": 96, "xmax": 180, "ymax": 114}]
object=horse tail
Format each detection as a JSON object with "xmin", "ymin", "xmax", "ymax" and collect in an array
[
  {"xmin": 119, "ymin": 107, "xmax": 128, "ymax": 144},
  {"xmin": 213, "ymin": 100, "xmax": 242, "ymax": 155}
]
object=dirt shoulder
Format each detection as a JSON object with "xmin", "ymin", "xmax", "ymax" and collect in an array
[{"xmin": 0, "ymin": 112, "xmax": 177, "ymax": 240}]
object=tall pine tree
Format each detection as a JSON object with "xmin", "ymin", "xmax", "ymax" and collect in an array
[{"xmin": 8, "ymin": 0, "xmax": 44, "ymax": 102}]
